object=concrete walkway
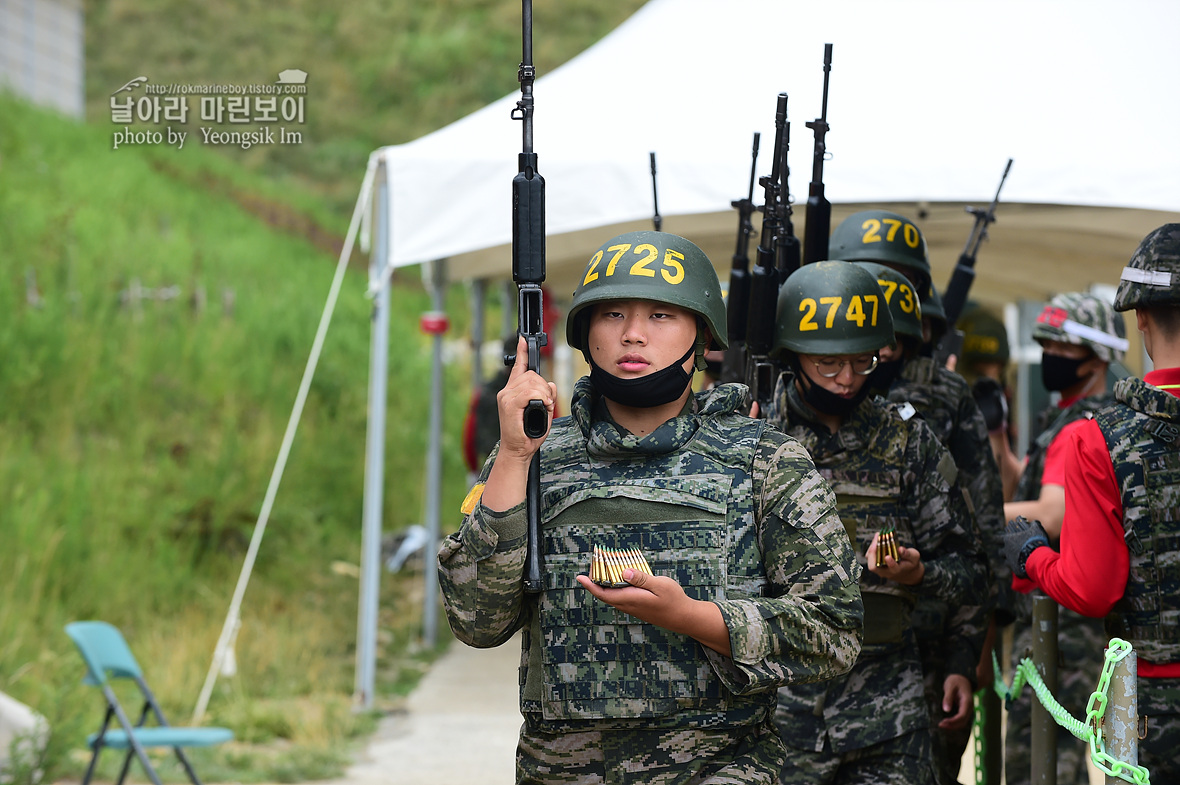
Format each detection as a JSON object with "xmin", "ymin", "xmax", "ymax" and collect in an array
[
  {"xmin": 324, "ymin": 634, "xmax": 1105, "ymax": 785},
  {"xmin": 329, "ymin": 636, "xmax": 521, "ymax": 785}
]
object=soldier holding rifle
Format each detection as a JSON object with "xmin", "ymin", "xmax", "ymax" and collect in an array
[{"xmin": 440, "ymin": 231, "xmax": 863, "ymax": 784}]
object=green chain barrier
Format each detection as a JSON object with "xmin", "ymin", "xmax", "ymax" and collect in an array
[
  {"xmin": 972, "ymin": 690, "xmax": 986, "ymax": 785},
  {"xmin": 991, "ymin": 637, "xmax": 1151, "ymax": 785}
]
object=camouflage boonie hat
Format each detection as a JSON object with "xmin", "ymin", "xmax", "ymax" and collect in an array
[
  {"xmin": 1114, "ymin": 223, "xmax": 1180, "ymax": 311},
  {"xmin": 566, "ymin": 230, "xmax": 728, "ymax": 351},
  {"xmin": 853, "ymin": 261, "xmax": 923, "ymax": 342},
  {"xmin": 1032, "ymin": 292, "xmax": 1128, "ymax": 363},
  {"xmin": 957, "ymin": 305, "xmax": 1009, "ymax": 365},
  {"xmin": 774, "ymin": 261, "xmax": 894, "ymax": 357}
]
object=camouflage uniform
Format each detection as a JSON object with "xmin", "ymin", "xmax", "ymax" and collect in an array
[
  {"xmin": 1093, "ymin": 376, "xmax": 1180, "ymax": 782},
  {"xmin": 440, "ymin": 380, "xmax": 864, "ymax": 785},
  {"xmin": 887, "ymin": 356, "xmax": 1002, "ymax": 785},
  {"xmin": 767, "ymin": 373, "xmax": 988, "ymax": 785}
]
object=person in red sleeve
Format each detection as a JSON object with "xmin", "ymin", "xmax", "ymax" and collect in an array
[
  {"xmin": 1004, "ymin": 223, "xmax": 1180, "ymax": 782},
  {"xmin": 1000, "ymin": 292, "xmax": 1128, "ymax": 785}
]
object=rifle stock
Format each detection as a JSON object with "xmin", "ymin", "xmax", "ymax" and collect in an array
[{"xmin": 510, "ymin": 0, "xmax": 546, "ymax": 594}]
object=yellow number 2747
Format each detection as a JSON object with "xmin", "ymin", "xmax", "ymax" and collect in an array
[{"xmin": 798, "ymin": 294, "xmax": 879, "ymax": 331}]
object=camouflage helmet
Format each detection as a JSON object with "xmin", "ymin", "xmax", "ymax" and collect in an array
[
  {"xmin": 774, "ymin": 261, "xmax": 894, "ymax": 357},
  {"xmin": 828, "ymin": 210, "xmax": 932, "ymax": 291},
  {"xmin": 1032, "ymin": 292, "xmax": 1128, "ymax": 364},
  {"xmin": 566, "ymin": 231, "xmax": 728, "ymax": 351},
  {"xmin": 957, "ymin": 305, "xmax": 1009, "ymax": 365},
  {"xmin": 1114, "ymin": 223, "xmax": 1180, "ymax": 311},
  {"xmin": 853, "ymin": 261, "xmax": 923, "ymax": 342}
]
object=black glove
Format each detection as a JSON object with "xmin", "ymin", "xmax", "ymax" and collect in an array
[
  {"xmin": 1003, "ymin": 515, "xmax": 1049, "ymax": 580},
  {"xmin": 972, "ymin": 377, "xmax": 1009, "ymax": 432}
]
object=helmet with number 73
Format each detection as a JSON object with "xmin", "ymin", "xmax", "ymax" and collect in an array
[
  {"xmin": 773, "ymin": 261, "xmax": 895, "ymax": 358},
  {"xmin": 852, "ymin": 261, "xmax": 923, "ymax": 344},
  {"xmin": 566, "ymin": 231, "xmax": 728, "ymax": 353},
  {"xmin": 828, "ymin": 210, "xmax": 932, "ymax": 293}
]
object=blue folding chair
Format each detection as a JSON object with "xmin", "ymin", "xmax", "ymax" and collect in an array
[{"xmin": 65, "ymin": 621, "xmax": 233, "ymax": 785}]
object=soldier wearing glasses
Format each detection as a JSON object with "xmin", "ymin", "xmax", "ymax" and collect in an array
[{"xmin": 765, "ymin": 262, "xmax": 989, "ymax": 785}]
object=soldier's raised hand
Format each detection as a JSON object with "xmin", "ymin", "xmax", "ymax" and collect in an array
[{"xmin": 495, "ymin": 335, "xmax": 557, "ymax": 461}]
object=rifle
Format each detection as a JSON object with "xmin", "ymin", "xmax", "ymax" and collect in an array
[
  {"xmin": 649, "ymin": 151, "xmax": 662, "ymax": 231},
  {"xmin": 802, "ymin": 44, "xmax": 833, "ymax": 265},
  {"xmin": 940, "ymin": 158, "xmax": 1014, "ymax": 325},
  {"xmin": 777, "ymin": 109, "xmax": 801, "ymax": 278},
  {"xmin": 934, "ymin": 158, "xmax": 1013, "ymax": 365},
  {"xmin": 509, "ymin": 0, "xmax": 547, "ymax": 594},
  {"xmin": 744, "ymin": 93, "xmax": 789, "ymax": 411},
  {"xmin": 719, "ymin": 132, "xmax": 759, "ymax": 385}
]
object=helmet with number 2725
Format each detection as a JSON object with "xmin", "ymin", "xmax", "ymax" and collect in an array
[{"xmin": 566, "ymin": 231, "xmax": 728, "ymax": 351}]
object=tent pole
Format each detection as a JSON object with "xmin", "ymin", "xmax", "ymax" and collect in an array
[
  {"xmin": 422, "ymin": 259, "xmax": 448, "ymax": 648},
  {"xmin": 355, "ymin": 161, "xmax": 392, "ymax": 708},
  {"xmin": 471, "ymin": 279, "xmax": 486, "ymax": 387}
]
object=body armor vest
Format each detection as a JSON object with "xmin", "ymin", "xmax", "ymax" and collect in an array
[
  {"xmin": 1094, "ymin": 377, "xmax": 1180, "ymax": 664},
  {"xmin": 1014, "ymin": 395, "xmax": 1112, "ymax": 503},
  {"xmin": 526, "ymin": 385, "xmax": 771, "ymax": 728},
  {"xmin": 820, "ymin": 409, "xmax": 918, "ymax": 645},
  {"xmin": 780, "ymin": 384, "xmax": 919, "ymax": 645}
]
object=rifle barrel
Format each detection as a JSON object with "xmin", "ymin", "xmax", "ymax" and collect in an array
[{"xmin": 650, "ymin": 152, "xmax": 662, "ymax": 232}]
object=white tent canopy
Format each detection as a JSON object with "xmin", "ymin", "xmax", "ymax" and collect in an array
[
  {"xmin": 344, "ymin": 0, "xmax": 1180, "ymax": 697},
  {"xmin": 372, "ymin": 0, "xmax": 1180, "ymax": 297}
]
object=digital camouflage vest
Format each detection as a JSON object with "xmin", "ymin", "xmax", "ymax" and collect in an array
[
  {"xmin": 770, "ymin": 373, "xmax": 965, "ymax": 754},
  {"xmin": 1094, "ymin": 377, "xmax": 1180, "ymax": 664},
  {"xmin": 1014, "ymin": 394, "xmax": 1113, "ymax": 503},
  {"xmin": 525, "ymin": 380, "xmax": 772, "ymax": 729},
  {"xmin": 772, "ymin": 377, "xmax": 930, "ymax": 641}
]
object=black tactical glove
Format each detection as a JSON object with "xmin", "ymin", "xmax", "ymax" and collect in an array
[
  {"xmin": 972, "ymin": 376, "xmax": 1009, "ymax": 432},
  {"xmin": 1003, "ymin": 515, "xmax": 1049, "ymax": 580}
]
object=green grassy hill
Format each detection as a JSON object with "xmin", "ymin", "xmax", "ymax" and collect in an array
[
  {"xmin": 84, "ymin": 0, "xmax": 648, "ymax": 219},
  {"xmin": 0, "ymin": 91, "xmax": 469, "ymax": 783},
  {"xmin": 2, "ymin": 2, "xmax": 649, "ymax": 780}
]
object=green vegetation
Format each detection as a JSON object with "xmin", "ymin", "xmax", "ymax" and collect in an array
[
  {"xmin": 0, "ymin": 91, "xmax": 463, "ymax": 782},
  {"xmin": 3, "ymin": 2, "xmax": 648, "ymax": 781},
  {"xmin": 84, "ymin": 0, "xmax": 648, "ymax": 220}
]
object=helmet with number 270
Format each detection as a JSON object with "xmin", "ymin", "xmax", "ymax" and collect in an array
[
  {"xmin": 774, "ymin": 261, "xmax": 894, "ymax": 357},
  {"xmin": 828, "ymin": 210, "xmax": 931, "ymax": 291},
  {"xmin": 566, "ymin": 231, "xmax": 728, "ymax": 351}
]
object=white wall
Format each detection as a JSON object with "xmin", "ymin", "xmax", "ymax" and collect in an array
[{"xmin": 0, "ymin": 0, "xmax": 84, "ymax": 118}]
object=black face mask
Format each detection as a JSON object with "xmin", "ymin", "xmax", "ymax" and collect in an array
[
  {"xmin": 588, "ymin": 344, "xmax": 695, "ymax": 408},
  {"xmin": 793, "ymin": 358, "xmax": 874, "ymax": 417},
  {"xmin": 1040, "ymin": 353, "xmax": 1088, "ymax": 392},
  {"xmin": 870, "ymin": 358, "xmax": 905, "ymax": 394}
]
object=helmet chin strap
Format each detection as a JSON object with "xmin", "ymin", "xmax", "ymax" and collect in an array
[{"xmin": 693, "ymin": 320, "xmax": 709, "ymax": 371}]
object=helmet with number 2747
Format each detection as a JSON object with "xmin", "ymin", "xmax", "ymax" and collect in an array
[{"xmin": 774, "ymin": 261, "xmax": 894, "ymax": 358}]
